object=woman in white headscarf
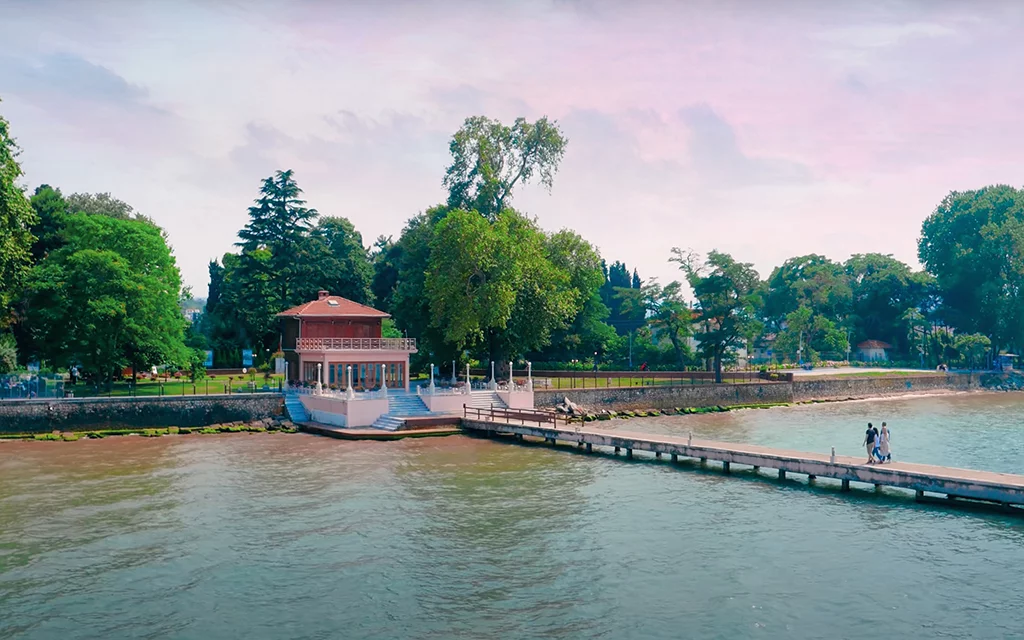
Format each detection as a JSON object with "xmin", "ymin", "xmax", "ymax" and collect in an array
[{"xmin": 878, "ymin": 422, "xmax": 891, "ymax": 463}]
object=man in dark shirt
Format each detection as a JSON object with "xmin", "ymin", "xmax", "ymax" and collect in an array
[{"xmin": 863, "ymin": 422, "xmax": 878, "ymax": 464}]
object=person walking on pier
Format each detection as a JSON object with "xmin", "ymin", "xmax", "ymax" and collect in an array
[
  {"xmin": 878, "ymin": 423, "xmax": 891, "ymax": 463},
  {"xmin": 863, "ymin": 423, "xmax": 879, "ymax": 464}
]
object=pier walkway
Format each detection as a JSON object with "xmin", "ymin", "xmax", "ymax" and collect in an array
[{"xmin": 462, "ymin": 408, "xmax": 1024, "ymax": 509}]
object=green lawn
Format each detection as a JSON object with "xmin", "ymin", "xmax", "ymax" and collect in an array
[{"xmin": 64, "ymin": 374, "xmax": 284, "ymax": 398}]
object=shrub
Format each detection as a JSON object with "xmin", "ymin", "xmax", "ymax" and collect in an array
[
  {"xmin": 168, "ymin": 426, "xmax": 180, "ymax": 434},
  {"xmin": 34, "ymin": 433, "xmax": 61, "ymax": 441},
  {"xmin": 61, "ymin": 433, "xmax": 79, "ymax": 441}
]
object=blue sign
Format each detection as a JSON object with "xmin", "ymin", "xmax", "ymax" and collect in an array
[
  {"xmin": 204, "ymin": 350, "xmax": 214, "ymax": 367},
  {"xmin": 242, "ymin": 349, "xmax": 254, "ymax": 367}
]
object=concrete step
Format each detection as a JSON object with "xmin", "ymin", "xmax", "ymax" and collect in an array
[
  {"xmin": 371, "ymin": 415, "xmax": 406, "ymax": 431},
  {"xmin": 284, "ymin": 396, "xmax": 309, "ymax": 422}
]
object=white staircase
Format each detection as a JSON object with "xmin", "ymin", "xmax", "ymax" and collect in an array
[
  {"xmin": 283, "ymin": 394, "xmax": 309, "ymax": 423},
  {"xmin": 370, "ymin": 415, "xmax": 406, "ymax": 431},
  {"xmin": 467, "ymin": 391, "xmax": 507, "ymax": 410}
]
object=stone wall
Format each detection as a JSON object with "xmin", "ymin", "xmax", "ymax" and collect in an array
[
  {"xmin": 535, "ymin": 382, "xmax": 792, "ymax": 412},
  {"xmin": 0, "ymin": 394, "xmax": 284, "ymax": 434},
  {"xmin": 535, "ymin": 373, "xmax": 980, "ymax": 412},
  {"xmin": 791, "ymin": 373, "xmax": 978, "ymax": 402}
]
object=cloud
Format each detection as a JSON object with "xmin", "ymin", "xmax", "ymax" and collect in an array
[
  {"xmin": 678, "ymin": 104, "xmax": 812, "ymax": 189},
  {"xmin": 0, "ymin": 52, "xmax": 159, "ymax": 111}
]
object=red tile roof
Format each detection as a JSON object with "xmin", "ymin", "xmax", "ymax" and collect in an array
[
  {"xmin": 857, "ymin": 340, "xmax": 892, "ymax": 349},
  {"xmin": 277, "ymin": 292, "xmax": 389, "ymax": 318}
]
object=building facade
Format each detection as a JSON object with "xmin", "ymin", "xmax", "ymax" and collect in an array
[{"xmin": 278, "ymin": 291, "xmax": 417, "ymax": 390}]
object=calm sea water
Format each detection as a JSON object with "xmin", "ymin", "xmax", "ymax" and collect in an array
[{"xmin": 2, "ymin": 393, "xmax": 1024, "ymax": 639}]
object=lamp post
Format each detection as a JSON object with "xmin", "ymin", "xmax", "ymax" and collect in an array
[
  {"xmin": 346, "ymin": 365, "xmax": 354, "ymax": 400},
  {"xmin": 509, "ymin": 361, "xmax": 514, "ymax": 390},
  {"xmin": 451, "ymin": 360, "xmax": 457, "ymax": 385},
  {"xmin": 380, "ymin": 363, "xmax": 388, "ymax": 397},
  {"xmin": 527, "ymin": 361, "xmax": 533, "ymax": 391},
  {"xmin": 316, "ymin": 363, "xmax": 323, "ymax": 395},
  {"xmin": 429, "ymin": 362, "xmax": 435, "ymax": 393},
  {"xmin": 489, "ymin": 361, "xmax": 497, "ymax": 390},
  {"xmin": 465, "ymin": 363, "xmax": 471, "ymax": 395}
]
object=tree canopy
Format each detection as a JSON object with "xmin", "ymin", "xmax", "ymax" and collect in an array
[
  {"xmin": 23, "ymin": 214, "xmax": 188, "ymax": 381},
  {"xmin": 443, "ymin": 116, "xmax": 567, "ymax": 219},
  {"xmin": 0, "ymin": 104, "xmax": 37, "ymax": 321},
  {"xmin": 674, "ymin": 249, "xmax": 761, "ymax": 381}
]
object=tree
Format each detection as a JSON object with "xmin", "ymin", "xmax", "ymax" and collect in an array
[
  {"xmin": 0, "ymin": 103, "xmax": 37, "ymax": 321},
  {"xmin": 236, "ymin": 169, "xmax": 319, "ymax": 306},
  {"xmin": 954, "ymin": 333, "xmax": 991, "ymax": 369},
  {"xmin": 370, "ymin": 235, "xmax": 399, "ymax": 310},
  {"xmin": 0, "ymin": 332, "xmax": 16, "ymax": 373},
  {"xmin": 424, "ymin": 209, "xmax": 579, "ymax": 366},
  {"xmin": 599, "ymin": 260, "xmax": 645, "ymax": 335},
  {"xmin": 845, "ymin": 253, "xmax": 930, "ymax": 354},
  {"xmin": 764, "ymin": 254, "xmax": 851, "ymax": 330},
  {"xmin": 65, "ymin": 191, "xmax": 152, "ymax": 223},
  {"xmin": 619, "ymin": 280, "xmax": 693, "ymax": 368},
  {"xmin": 301, "ymin": 216, "xmax": 373, "ymax": 304},
  {"xmin": 673, "ymin": 249, "xmax": 761, "ymax": 382},
  {"xmin": 28, "ymin": 184, "xmax": 68, "ymax": 261},
  {"xmin": 535, "ymin": 229, "xmax": 614, "ymax": 362},
  {"xmin": 23, "ymin": 214, "xmax": 188, "ymax": 382},
  {"xmin": 919, "ymin": 185, "xmax": 1024, "ymax": 351},
  {"xmin": 443, "ymin": 116, "xmax": 568, "ymax": 219}
]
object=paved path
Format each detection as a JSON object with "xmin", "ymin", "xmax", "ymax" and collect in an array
[{"xmin": 462, "ymin": 417, "xmax": 1024, "ymax": 508}]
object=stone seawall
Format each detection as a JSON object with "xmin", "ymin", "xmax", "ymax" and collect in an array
[
  {"xmin": 0, "ymin": 394, "xmax": 284, "ymax": 434},
  {"xmin": 535, "ymin": 382, "xmax": 792, "ymax": 412},
  {"xmin": 791, "ymin": 373, "xmax": 978, "ymax": 402},
  {"xmin": 535, "ymin": 374, "xmax": 979, "ymax": 412}
]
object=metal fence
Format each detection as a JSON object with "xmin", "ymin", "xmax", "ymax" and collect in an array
[
  {"xmin": 0, "ymin": 374, "xmax": 65, "ymax": 400},
  {"xmin": 467, "ymin": 369, "xmax": 791, "ymax": 390},
  {"xmin": 0, "ymin": 377, "xmax": 284, "ymax": 400}
]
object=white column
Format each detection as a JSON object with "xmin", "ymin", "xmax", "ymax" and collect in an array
[
  {"xmin": 465, "ymin": 363, "xmax": 471, "ymax": 395},
  {"xmin": 451, "ymin": 360, "xmax": 457, "ymax": 385},
  {"xmin": 346, "ymin": 365, "xmax": 354, "ymax": 400},
  {"xmin": 429, "ymin": 362, "xmax": 435, "ymax": 393},
  {"xmin": 316, "ymin": 363, "xmax": 323, "ymax": 395},
  {"xmin": 380, "ymin": 363, "xmax": 388, "ymax": 398},
  {"xmin": 509, "ymin": 361, "xmax": 514, "ymax": 389},
  {"xmin": 488, "ymin": 361, "xmax": 497, "ymax": 390},
  {"xmin": 527, "ymin": 361, "xmax": 533, "ymax": 391}
]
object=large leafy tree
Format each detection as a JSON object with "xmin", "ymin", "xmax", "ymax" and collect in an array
[
  {"xmin": 424, "ymin": 209, "xmax": 580, "ymax": 366},
  {"xmin": 65, "ymin": 191, "xmax": 154, "ymax": 224},
  {"xmin": 919, "ymin": 185, "xmax": 1024, "ymax": 351},
  {"xmin": 844, "ymin": 253, "xmax": 930, "ymax": 353},
  {"xmin": 28, "ymin": 185, "xmax": 68, "ymax": 262},
  {"xmin": 23, "ymin": 214, "xmax": 188, "ymax": 381},
  {"xmin": 673, "ymin": 249, "xmax": 761, "ymax": 382},
  {"xmin": 763, "ymin": 254, "xmax": 851, "ymax": 330},
  {"xmin": 599, "ymin": 260, "xmax": 645, "ymax": 335},
  {"xmin": 534, "ymin": 230, "xmax": 614, "ymax": 362},
  {"xmin": 443, "ymin": 116, "xmax": 568, "ymax": 219},
  {"xmin": 619, "ymin": 280, "xmax": 693, "ymax": 368},
  {"xmin": 301, "ymin": 216, "xmax": 373, "ymax": 304},
  {"xmin": 0, "ymin": 104, "xmax": 37, "ymax": 322}
]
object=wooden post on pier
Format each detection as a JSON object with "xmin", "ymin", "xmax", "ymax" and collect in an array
[
  {"xmin": 671, "ymin": 453, "xmax": 678, "ymax": 462},
  {"xmin": 916, "ymin": 490, "xmax": 925, "ymax": 500},
  {"xmin": 656, "ymin": 452, "xmax": 662, "ymax": 459},
  {"xmin": 626, "ymin": 449, "xmax": 633, "ymax": 459},
  {"xmin": 722, "ymin": 461, "xmax": 731, "ymax": 473},
  {"xmin": 614, "ymin": 446, "xmax": 620, "ymax": 454},
  {"xmin": 779, "ymin": 469, "xmax": 786, "ymax": 479},
  {"xmin": 841, "ymin": 479, "xmax": 850, "ymax": 491},
  {"xmin": 586, "ymin": 443, "xmax": 592, "ymax": 452}
]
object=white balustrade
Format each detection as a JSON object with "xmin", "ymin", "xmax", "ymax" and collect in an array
[{"xmin": 295, "ymin": 337, "xmax": 418, "ymax": 351}]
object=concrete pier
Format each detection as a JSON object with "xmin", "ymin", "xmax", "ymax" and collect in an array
[{"xmin": 462, "ymin": 419, "xmax": 1024, "ymax": 509}]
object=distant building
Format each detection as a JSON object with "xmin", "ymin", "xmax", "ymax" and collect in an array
[
  {"xmin": 750, "ymin": 334, "xmax": 777, "ymax": 363},
  {"xmin": 856, "ymin": 340, "xmax": 892, "ymax": 362},
  {"xmin": 277, "ymin": 290, "xmax": 417, "ymax": 390},
  {"xmin": 182, "ymin": 308, "xmax": 201, "ymax": 324}
]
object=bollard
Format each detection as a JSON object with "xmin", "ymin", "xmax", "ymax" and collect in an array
[{"xmin": 830, "ymin": 447, "xmax": 836, "ymax": 464}]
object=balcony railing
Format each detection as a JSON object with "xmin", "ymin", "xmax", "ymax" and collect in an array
[{"xmin": 295, "ymin": 337, "xmax": 418, "ymax": 352}]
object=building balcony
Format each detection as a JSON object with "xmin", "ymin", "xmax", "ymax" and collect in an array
[{"xmin": 295, "ymin": 337, "xmax": 418, "ymax": 352}]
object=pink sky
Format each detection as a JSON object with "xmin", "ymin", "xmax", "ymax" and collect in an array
[{"xmin": 2, "ymin": 0, "xmax": 1023, "ymax": 296}]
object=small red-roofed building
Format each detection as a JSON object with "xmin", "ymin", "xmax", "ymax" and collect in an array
[
  {"xmin": 856, "ymin": 340, "xmax": 892, "ymax": 362},
  {"xmin": 278, "ymin": 290, "xmax": 417, "ymax": 390}
]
